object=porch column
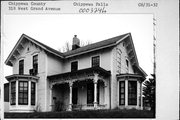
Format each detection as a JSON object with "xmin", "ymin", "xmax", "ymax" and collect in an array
[
  {"xmin": 136, "ymin": 81, "xmax": 140, "ymax": 109},
  {"xmin": 140, "ymin": 82, "xmax": 143, "ymax": 110},
  {"xmin": 28, "ymin": 81, "xmax": 31, "ymax": 107},
  {"xmin": 125, "ymin": 80, "xmax": 128, "ymax": 107},
  {"xmin": 16, "ymin": 80, "xmax": 18, "ymax": 106},
  {"xmin": 93, "ymin": 73, "xmax": 98, "ymax": 109},
  {"xmin": 49, "ymin": 85, "xmax": 53, "ymax": 111},
  {"xmin": 68, "ymin": 81, "xmax": 73, "ymax": 111}
]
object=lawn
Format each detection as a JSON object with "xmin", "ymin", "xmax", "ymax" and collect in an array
[{"xmin": 5, "ymin": 109, "xmax": 155, "ymax": 118}]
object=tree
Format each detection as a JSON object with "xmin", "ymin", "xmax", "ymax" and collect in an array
[
  {"xmin": 59, "ymin": 40, "xmax": 91, "ymax": 52},
  {"xmin": 143, "ymin": 74, "xmax": 155, "ymax": 111}
]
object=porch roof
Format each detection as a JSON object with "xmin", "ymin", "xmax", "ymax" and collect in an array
[
  {"xmin": 47, "ymin": 67, "xmax": 111, "ymax": 80},
  {"xmin": 116, "ymin": 73, "xmax": 146, "ymax": 82},
  {"xmin": 5, "ymin": 74, "xmax": 39, "ymax": 81}
]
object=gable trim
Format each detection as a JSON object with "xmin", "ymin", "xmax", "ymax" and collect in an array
[{"xmin": 5, "ymin": 34, "xmax": 64, "ymax": 66}]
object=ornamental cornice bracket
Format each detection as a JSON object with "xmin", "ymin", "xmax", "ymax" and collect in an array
[
  {"xmin": 93, "ymin": 73, "xmax": 99, "ymax": 83},
  {"xmin": 68, "ymin": 81, "xmax": 73, "ymax": 87}
]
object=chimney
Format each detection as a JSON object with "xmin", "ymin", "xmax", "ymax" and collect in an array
[{"xmin": 72, "ymin": 35, "xmax": 80, "ymax": 50}]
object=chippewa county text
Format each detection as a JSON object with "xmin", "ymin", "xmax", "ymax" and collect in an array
[{"xmin": 8, "ymin": 2, "xmax": 61, "ymax": 11}]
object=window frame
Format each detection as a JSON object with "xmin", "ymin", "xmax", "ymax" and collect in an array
[
  {"xmin": 119, "ymin": 81, "xmax": 125, "ymax": 105},
  {"xmin": 91, "ymin": 56, "xmax": 100, "ymax": 67},
  {"xmin": 10, "ymin": 81, "xmax": 16, "ymax": 105},
  {"xmin": 128, "ymin": 81, "xmax": 137, "ymax": 105},
  {"xmin": 33, "ymin": 54, "xmax": 38, "ymax": 75},
  {"xmin": 31, "ymin": 82, "xmax": 36, "ymax": 105},
  {"xmin": 18, "ymin": 81, "xmax": 28, "ymax": 105},
  {"xmin": 19, "ymin": 59, "xmax": 24, "ymax": 75},
  {"xmin": 71, "ymin": 61, "xmax": 78, "ymax": 72}
]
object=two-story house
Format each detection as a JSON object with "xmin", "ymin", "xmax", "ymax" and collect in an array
[{"xmin": 5, "ymin": 33, "xmax": 147, "ymax": 112}]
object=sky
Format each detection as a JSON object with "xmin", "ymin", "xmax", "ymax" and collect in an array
[{"xmin": 2, "ymin": 14, "xmax": 153, "ymax": 81}]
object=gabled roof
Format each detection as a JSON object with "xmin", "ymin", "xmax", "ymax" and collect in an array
[
  {"xmin": 26, "ymin": 34, "xmax": 64, "ymax": 57},
  {"xmin": 63, "ymin": 33, "xmax": 129, "ymax": 58},
  {"xmin": 5, "ymin": 34, "xmax": 64, "ymax": 66},
  {"xmin": 5, "ymin": 33, "xmax": 143, "ymax": 74}
]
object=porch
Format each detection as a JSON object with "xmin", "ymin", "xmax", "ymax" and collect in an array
[{"xmin": 48, "ymin": 67, "xmax": 111, "ymax": 111}]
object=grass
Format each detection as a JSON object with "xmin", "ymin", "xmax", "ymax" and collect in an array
[{"xmin": 5, "ymin": 109, "xmax": 155, "ymax": 118}]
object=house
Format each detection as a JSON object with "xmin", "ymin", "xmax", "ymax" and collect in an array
[{"xmin": 5, "ymin": 33, "xmax": 147, "ymax": 112}]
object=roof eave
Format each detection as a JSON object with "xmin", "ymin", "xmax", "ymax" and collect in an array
[
  {"xmin": 23, "ymin": 34, "xmax": 64, "ymax": 59},
  {"xmin": 5, "ymin": 34, "xmax": 25, "ymax": 66},
  {"xmin": 5, "ymin": 34, "xmax": 64, "ymax": 67},
  {"xmin": 128, "ymin": 33, "xmax": 139, "ymax": 66},
  {"xmin": 137, "ymin": 66, "xmax": 148, "ymax": 77},
  {"xmin": 65, "ymin": 43, "xmax": 116, "ymax": 58}
]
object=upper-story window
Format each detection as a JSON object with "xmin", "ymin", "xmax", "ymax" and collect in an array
[
  {"xmin": 126, "ymin": 59, "xmax": 129, "ymax": 68},
  {"xmin": 126, "ymin": 59, "xmax": 129, "ymax": 73},
  {"xmin": 19, "ymin": 60, "xmax": 24, "ymax": 75},
  {"xmin": 33, "ymin": 55, "xmax": 38, "ymax": 75},
  {"xmin": 92, "ymin": 56, "xmax": 100, "ymax": 67},
  {"xmin": 71, "ymin": 61, "xmax": 78, "ymax": 72}
]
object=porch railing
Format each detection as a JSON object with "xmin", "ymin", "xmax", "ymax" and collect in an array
[
  {"xmin": 72, "ymin": 104, "xmax": 107, "ymax": 110},
  {"xmin": 51, "ymin": 104, "xmax": 107, "ymax": 111}
]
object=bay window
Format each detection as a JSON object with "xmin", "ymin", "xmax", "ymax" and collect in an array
[
  {"xmin": 11, "ymin": 81, "xmax": 16, "ymax": 105},
  {"xmin": 31, "ymin": 82, "xmax": 36, "ymax": 105},
  {"xmin": 128, "ymin": 81, "xmax": 137, "ymax": 105},
  {"xmin": 119, "ymin": 81, "xmax": 125, "ymax": 105},
  {"xmin": 18, "ymin": 81, "xmax": 28, "ymax": 105}
]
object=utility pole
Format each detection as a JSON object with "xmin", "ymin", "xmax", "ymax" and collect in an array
[{"xmin": 153, "ymin": 17, "xmax": 156, "ymax": 76}]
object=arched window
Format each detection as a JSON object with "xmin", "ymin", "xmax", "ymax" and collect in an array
[{"xmin": 126, "ymin": 59, "xmax": 129, "ymax": 68}]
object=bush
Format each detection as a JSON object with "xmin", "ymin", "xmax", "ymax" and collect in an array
[
  {"xmin": 5, "ymin": 109, "xmax": 155, "ymax": 118},
  {"xmin": 54, "ymin": 101, "xmax": 63, "ymax": 111}
]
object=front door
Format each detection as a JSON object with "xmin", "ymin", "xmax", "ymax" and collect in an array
[
  {"xmin": 72, "ymin": 87, "xmax": 78, "ymax": 104},
  {"xmin": 87, "ymin": 82, "xmax": 94, "ymax": 104}
]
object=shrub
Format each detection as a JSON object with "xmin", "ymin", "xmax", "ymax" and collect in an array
[{"xmin": 54, "ymin": 101, "xmax": 63, "ymax": 111}]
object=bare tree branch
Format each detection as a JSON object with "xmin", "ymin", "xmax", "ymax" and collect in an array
[{"xmin": 58, "ymin": 40, "xmax": 92, "ymax": 52}]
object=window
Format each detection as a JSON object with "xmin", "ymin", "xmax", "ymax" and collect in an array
[
  {"xmin": 18, "ymin": 81, "xmax": 28, "ymax": 105},
  {"xmin": 123, "ymin": 42, "xmax": 125, "ymax": 47},
  {"xmin": 128, "ymin": 81, "xmax": 137, "ymax": 105},
  {"xmin": 126, "ymin": 59, "xmax": 129, "ymax": 67},
  {"xmin": 11, "ymin": 81, "xmax": 16, "ymax": 105},
  {"xmin": 92, "ymin": 56, "xmax": 100, "ymax": 67},
  {"xmin": 71, "ymin": 61, "xmax": 78, "ymax": 72},
  {"xmin": 31, "ymin": 82, "xmax": 36, "ymax": 105},
  {"xmin": 19, "ymin": 60, "xmax": 24, "ymax": 75},
  {"xmin": 119, "ymin": 81, "xmax": 125, "ymax": 105},
  {"xmin": 33, "ymin": 55, "xmax": 38, "ymax": 75},
  {"xmin": 87, "ymin": 82, "xmax": 94, "ymax": 104}
]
